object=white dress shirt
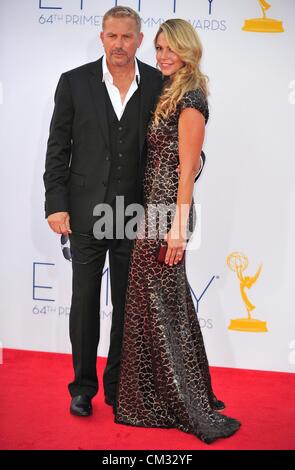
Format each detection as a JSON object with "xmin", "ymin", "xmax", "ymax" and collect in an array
[{"xmin": 102, "ymin": 55, "xmax": 140, "ymax": 121}]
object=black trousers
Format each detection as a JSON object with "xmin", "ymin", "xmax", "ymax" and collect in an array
[{"xmin": 68, "ymin": 205, "xmax": 134, "ymax": 400}]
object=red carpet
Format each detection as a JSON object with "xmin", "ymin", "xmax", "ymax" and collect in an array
[{"xmin": 0, "ymin": 348, "xmax": 294, "ymax": 450}]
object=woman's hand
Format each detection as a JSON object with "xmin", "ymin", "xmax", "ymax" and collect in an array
[{"xmin": 164, "ymin": 227, "xmax": 187, "ymax": 266}]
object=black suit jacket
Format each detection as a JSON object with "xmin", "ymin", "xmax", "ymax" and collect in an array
[{"xmin": 43, "ymin": 57, "xmax": 163, "ymax": 232}]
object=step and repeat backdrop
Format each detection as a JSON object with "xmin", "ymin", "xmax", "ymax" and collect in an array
[{"xmin": 0, "ymin": 0, "xmax": 294, "ymax": 372}]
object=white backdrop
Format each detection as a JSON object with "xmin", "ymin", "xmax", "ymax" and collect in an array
[{"xmin": 0, "ymin": 0, "xmax": 295, "ymax": 372}]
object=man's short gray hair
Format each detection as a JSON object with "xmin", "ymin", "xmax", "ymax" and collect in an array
[{"xmin": 102, "ymin": 6, "xmax": 141, "ymax": 33}]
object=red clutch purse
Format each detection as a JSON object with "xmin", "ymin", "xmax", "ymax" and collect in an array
[
  {"xmin": 157, "ymin": 242, "xmax": 168, "ymax": 263},
  {"xmin": 156, "ymin": 242, "xmax": 185, "ymax": 264}
]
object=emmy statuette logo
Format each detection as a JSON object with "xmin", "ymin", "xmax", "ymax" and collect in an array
[
  {"xmin": 227, "ymin": 252, "xmax": 267, "ymax": 333},
  {"xmin": 242, "ymin": 0, "xmax": 284, "ymax": 33}
]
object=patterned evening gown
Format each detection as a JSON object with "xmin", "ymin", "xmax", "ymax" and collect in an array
[{"xmin": 114, "ymin": 89, "xmax": 241, "ymax": 444}]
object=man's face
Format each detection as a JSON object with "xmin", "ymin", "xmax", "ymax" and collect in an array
[{"xmin": 100, "ymin": 17, "xmax": 143, "ymax": 67}]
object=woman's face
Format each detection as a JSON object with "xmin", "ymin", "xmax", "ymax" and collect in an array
[{"xmin": 155, "ymin": 32, "xmax": 184, "ymax": 76}]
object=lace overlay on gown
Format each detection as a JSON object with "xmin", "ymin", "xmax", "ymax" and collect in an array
[{"xmin": 114, "ymin": 89, "xmax": 241, "ymax": 444}]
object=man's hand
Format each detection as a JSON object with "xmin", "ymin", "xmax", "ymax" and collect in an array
[{"xmin": 47, "ymin": 211, "xmax": 72, "ymax": 235}]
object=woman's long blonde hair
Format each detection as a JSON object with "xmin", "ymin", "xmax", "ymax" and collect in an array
[{"xmin": 153, "ymin": 19, "xmax": 209, "ymax": 125}]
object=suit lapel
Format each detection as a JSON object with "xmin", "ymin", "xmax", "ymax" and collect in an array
[
  {"xmin": 88, "ymin": 58, "xmax": 110, "ymax": 149},
  {"xmin": 138, "ymin": 60, "xmax": 153, "ymax": 154}
]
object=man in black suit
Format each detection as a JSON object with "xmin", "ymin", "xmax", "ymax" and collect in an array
[{"xmin": 44, "ymin": 6, "xmax": 163, "ymax": 417}]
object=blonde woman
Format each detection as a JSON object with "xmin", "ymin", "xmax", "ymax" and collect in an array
[{"xmin": 114, "ymin": 19, "xmax": 241, "ymax": 444}]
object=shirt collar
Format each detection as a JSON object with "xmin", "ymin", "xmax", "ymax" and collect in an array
[{"xmin": 102, "ymin": 55, "xmax": 140, "ymax": 84}]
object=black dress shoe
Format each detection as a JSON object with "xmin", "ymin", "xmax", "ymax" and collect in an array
[
  {"xmin": 104, "ymin": 396, "xmax": 114, "ymax": 406},
  {"xmin": 211, "ymin": 396, "xmax": 225, "ymax": 411},
  {"xmin": 70, "ymin": 395, "xmax": 92, "ymax": 417}
]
